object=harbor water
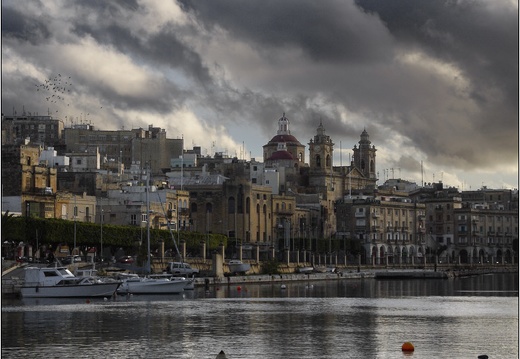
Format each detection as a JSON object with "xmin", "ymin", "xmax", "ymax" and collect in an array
[{"xmin": 2, "ymin": 273, "xmax": 518, "ymax": 359}]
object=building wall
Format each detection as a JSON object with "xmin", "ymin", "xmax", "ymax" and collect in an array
[{"xmin": 1, "ymin": 115, "xmax": 63, "ymax": 147}]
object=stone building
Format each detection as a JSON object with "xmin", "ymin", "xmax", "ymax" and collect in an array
[
  {"xmin": 2, "ymin": 142, "xmax": 57, "ymax": 197},
  {"xmin": 451, "ymin": 203, "xmax": 517, "ymax": 264},
  {"xmin": 63, "ymin": 124, "xmax": 182, "ymax": 175},
  {"xmin": 97, "ymin": 186, "xmax": 190, "ymax": 231},
  {"xmin": 335, "ymin": 194, "xmax": 427, "ymax": 265},
  {"xmin": 1, "ymin": 115, "xmax": 63, "ymax": 147}
]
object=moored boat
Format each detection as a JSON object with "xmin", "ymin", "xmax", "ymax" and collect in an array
[
  {"xmin": 227, "ymin": 260, "xmax": 251, "ymax": 274},
  {"xmin": 20, "ymin": 266, "xmax": 121, "ymax": 298},
  {"xmin": 116, "ymin": 274, "xmax": 191, "ymax": 294}
]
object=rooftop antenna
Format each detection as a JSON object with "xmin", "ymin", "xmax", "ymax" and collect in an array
[
  {"xmin": 340, "ymin": 141, "xmax": 342, "ymax": 168},
  {"xmin": 421, "ymin": 161, "xmax": 424, "ymax": 187}
]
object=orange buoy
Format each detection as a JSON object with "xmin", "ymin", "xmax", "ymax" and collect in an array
[{"xmin": 402, "ymin": 342, "xmax": 414, "ymax": 352}]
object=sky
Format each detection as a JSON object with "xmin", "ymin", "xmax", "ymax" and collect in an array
[{"xmin": 2, "ymin": 0, "xmax": 518, "ymax": 191}]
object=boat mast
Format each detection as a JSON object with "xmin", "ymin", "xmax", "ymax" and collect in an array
[{"xmin": 146, "ymin": 165, "xmax": 151, "ymax": 274}]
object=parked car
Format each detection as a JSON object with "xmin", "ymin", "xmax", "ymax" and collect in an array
[
  {"xmin": 117, "ymin": 256, "xmax": 135, "ymax": 264},
  {"xmin": 165, "ymin": 262, "xmax": 199, "ymax": 277},
  {"xmin": 61, "ymin": 255, "xmax": 81, "ymax": 264}
]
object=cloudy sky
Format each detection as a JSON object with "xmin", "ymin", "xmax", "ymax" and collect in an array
[{"xmin": 2, "ymin": 0, "xmax": 518, "ymax": 190}]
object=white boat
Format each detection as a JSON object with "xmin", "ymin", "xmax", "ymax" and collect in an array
[
  {"xmin": 117, "ymin": 273, "xmax": 192, "ymax": 294},
  {"xmin": 296, "ymin": 266, "xmax": 314, "ymax": 274},
  {"xmin": 227, "ymin": 260, "xmax": 251, "ymax": 274},
  {"xmin": 20, "ymin": 266, "xmax": 121, "ymax": 298}
]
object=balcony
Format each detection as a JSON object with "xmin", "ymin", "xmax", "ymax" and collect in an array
[
  {"xmin": 371, "ymin": 225, "xmax": 381, "ymax": 232},
  {"xmin": 355, "ymin": 212, "xmax": 366, "ymax": 218},
  {"xmin": 371, "ymin": 212, "xmax": 380, "ymax": 218},
  {"xmin": 275, "ymin": 208, "xmax": 294, "ymax": 216}
]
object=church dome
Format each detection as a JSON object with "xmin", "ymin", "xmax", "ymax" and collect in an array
[
  {"xmin": 267, "ymin": 150, "xmax": 295, "ymax": 161},
  {"xmin": 267, "ymin": 134, "xmax": 301, "ymax": 145},
  {"xmin": 265, "ymin": 113, "xmax": 302, "ymax": 146}
]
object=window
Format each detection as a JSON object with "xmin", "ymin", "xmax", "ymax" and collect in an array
[
  {"xmin": 228, "ymin": 197, "xmax": 235, "ymax": 214},
  {"xmin": 131, "ymin": 214, "xmax": 137, "ymax": 225},
  {"xmin": 191, "ymin": 203, "xmax": 198, "ymax": 212}
]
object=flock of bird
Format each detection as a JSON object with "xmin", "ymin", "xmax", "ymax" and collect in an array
[{"xmin": 34, "ymin": 73, "xmax": 73, "ymax": 113}]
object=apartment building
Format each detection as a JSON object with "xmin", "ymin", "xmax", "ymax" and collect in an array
[
  {"xmin": 1, "ymin": 115, "xmax": 63, "ymax": 146},
  {"xmin": 336, "ymin": 194, "xmax": 426, "ymax": 265}
]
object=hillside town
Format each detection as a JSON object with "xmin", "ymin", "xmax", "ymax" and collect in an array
[{"xmin": 1, "ymin": 113, "xmax": 518, "ymax": 267}]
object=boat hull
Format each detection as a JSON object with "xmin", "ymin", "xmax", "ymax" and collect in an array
[
  {"xmin": 228, "ymin": 263, "xmax": 251, "ymax": 274},
  {"xmin": 118, "ymin": 278, "xmax": 189, "ymax": 294},
  {"xmin": 20, "ymin": 282, "xmax": 120, "ymax": 298}
]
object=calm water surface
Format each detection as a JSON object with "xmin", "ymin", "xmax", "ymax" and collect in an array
[{"xmin": 2, "ymin": 273, "xmax": 518, "ymax": 359}]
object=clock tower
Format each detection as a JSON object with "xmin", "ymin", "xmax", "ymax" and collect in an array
[{"xmin": 309, "ymin": 120, "xmax": 334, "ymax": 174}]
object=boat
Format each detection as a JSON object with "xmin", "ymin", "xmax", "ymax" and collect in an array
[
  {"xmin": 227, "ymin": 260, "xmax": 251, "ymax": 274},
  {"xmin": 296, "ymin": 266, "xmax": 314, "ymax": 274},
  {"xmin": 116, "ymin": 273, "xmax": 192, "ymax": 294},
  {"xmin": 20, "ymin": 266, "xmax": 121, "ymax": 298}
]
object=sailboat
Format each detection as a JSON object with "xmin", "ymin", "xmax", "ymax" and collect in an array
[{"xmin": 117, "ymin": 168, "xmax": 193, "ymax": 295}]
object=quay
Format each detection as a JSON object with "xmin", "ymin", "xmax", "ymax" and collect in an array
[{"xmin": 2, "ymin": 259, "xmax": 517, "ymax": 296}]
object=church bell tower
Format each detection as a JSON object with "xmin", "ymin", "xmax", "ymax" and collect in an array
[{"xmin": 352, "ymin": 129, "xmax": 377, "ymax": 179}]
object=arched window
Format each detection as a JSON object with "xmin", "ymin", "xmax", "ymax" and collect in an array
[
  {"xmin": 361, "ymin": 159, "xmax": 365, "ymax": 170},
  {"xmin": 206, "ymin": 203, "xmax": 212, "ymax": 213},
  {"xmin": 326, "ymin": 155, "xmax": 331, "ymax": 167},
  {"xmin": 256, "ymin": 204, "xmax": 260, "ymax": 214},
  {"xmin": 246, "ymin": 197, "xmax": 250, "ymax": 214},
  {"xmin": 228, "ymin": 197, "xmax": 235, "ymax": 214},
  {"xmin": 316, "ymin": 155, "xmax": 321, "ymax": 167},
  {"xmin": 168, "ymin": 202, "xmax": 172, "ymax": 210},
  {"xmin": 370, "ymin": 159, "xmax": 375, "ymax": 172}
]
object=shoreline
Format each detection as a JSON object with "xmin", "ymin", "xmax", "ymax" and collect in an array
[
  {"xmin": 2, "ymin": 264, "xmax": 517, "ymax": 297},
  {"xmin": 192, "ymin": 266, "xmax": 518, "ymax": 287}
]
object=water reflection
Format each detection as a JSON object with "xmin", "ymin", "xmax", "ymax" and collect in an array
[{"xmin": 2, "ymin": 273, "xmax": 518, "ymax": 359}]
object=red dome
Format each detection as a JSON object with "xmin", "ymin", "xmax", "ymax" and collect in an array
[
  {"xmin": 267, "ymin": 150, "xmax": 295, "ymax": 161},
  {"xmin": 267, "ymin": 134, "xmax": 301, "ymax": 145}
]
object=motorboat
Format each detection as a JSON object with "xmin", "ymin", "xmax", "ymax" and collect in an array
[
  {"xmin": 20, "ymin": 266, "xmax": 121, "ymax": 298},
  {"xmin": 116, "ymin": 273, "xmax": 192, "ymax": 294},
  {"xmin": 227, "ymin": 260, "xmax": 251, "ymax": 274},
  {"xmin": 296, "ymin": 266, "xmax": 314, "ymax": 274}
]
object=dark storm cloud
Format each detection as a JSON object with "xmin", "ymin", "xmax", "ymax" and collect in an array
[
  {"xmin": 1, "ymin": 6, "xmax": 51, "ymax": 45},
  {"xmin": 356, "ymin": 0, "xmax": 518, "ymax": 114},
  {"xmin": 179, "ymin": 0, "xmax": 394, "ymax": 63}
]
